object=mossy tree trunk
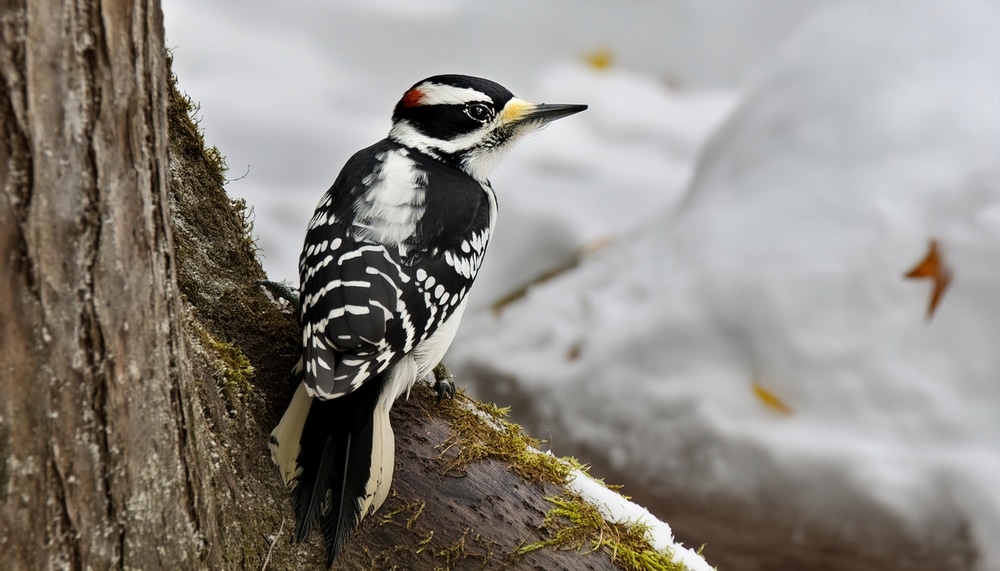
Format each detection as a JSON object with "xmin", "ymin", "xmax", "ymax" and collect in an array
[{"xmin": 0, "ymin": 1, "xmax": 223, "ymax": 567}]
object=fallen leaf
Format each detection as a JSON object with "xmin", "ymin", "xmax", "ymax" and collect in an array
[
  {"xmin": 752, "ymin": 382, "xmax": 793, "ymax": 415},
  {"xmin": 565, "ymin": 342, "xmax": 582, "ymax": 361},
  {"xmin": 904, "ymin": 238, "xmax": 952, "ymax": 319},
  {"xmin": 584, "ymin": 48, "xmax": 613, "ymax": 70}
]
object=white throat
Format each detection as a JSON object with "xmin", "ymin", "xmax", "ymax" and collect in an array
[{"xmin": 388, "ymin": 120, "xmax": 519, "ymax": 183}]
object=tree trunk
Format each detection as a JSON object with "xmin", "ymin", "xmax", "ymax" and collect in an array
[
  {"xmin": 0, "ymin": 2, "xmax": 693, "ymax": 570},
  {"xmin": 0, "ymin": 0, "xmax": 217, "ymax": 567}
]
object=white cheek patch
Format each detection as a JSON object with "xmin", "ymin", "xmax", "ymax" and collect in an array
[
  {"xmin": 389, "ymin": 120, "xmax": 492, "ymax": 156},
  {"xmin": 416, "ymin": 83, "xmax": 492, "ymax": 106}
]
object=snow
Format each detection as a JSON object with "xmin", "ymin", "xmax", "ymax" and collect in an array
[
  {"xmin": 565, "ymin": 467, "xmax": 713, "ymax": 571},
  {"xmin": 449, "ymin": 1, "xmax": 1000, "ymax": 569},
  {"xmin": 163, "ymin": 0, "xmax": 1000, "ymax": 568}
]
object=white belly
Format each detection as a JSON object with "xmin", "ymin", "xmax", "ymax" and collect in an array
[{"xmin": 412, "ymin": 297, "xmax": 470, "ymax": 381}]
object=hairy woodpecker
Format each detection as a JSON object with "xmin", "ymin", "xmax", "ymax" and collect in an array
[{"xmin": 270, "ymin": 74, "xmax": 586, "ymax": 565}]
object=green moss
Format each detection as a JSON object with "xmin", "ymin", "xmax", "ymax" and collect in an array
[
  {"xmin": 415, "ymin": 531, "xmax": 435, "ymax": 554},
  {"xmin": 520, "ymin": 492, "xmax": 693, "ymax": 571},
  {"xmin": 433, "ymin": 385, "xmax": 572, "ymax": 485},
  {"xmin": 166, "ymin": 58, "xmax": 310, "ymax": 569},
  {"xmin": 166, "ymin": 54, "xmax": 299, "ymax": 406},
  {"xmin": 196, "ymin": 325, "xmax": 254, "ymax": 398},
  {"xmin": 380, "ymin": 497, "xmax": 426, "ymax": 530},
  {"xmin": 166, "ymin": 57, "xmax": 274, "ymax": 328},
  {"xmin": 166, "ymin": 63, "xmax": 228, "ymax": 187},
  {"xmin": 433, "ymin": 529, "xmax": 468, "ymax": 570}
]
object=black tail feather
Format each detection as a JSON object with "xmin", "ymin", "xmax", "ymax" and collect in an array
[{"xmin": 291, "ymin": 375, "xmax": 385, "ymax": 565}]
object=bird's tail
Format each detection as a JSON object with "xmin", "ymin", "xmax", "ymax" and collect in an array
[{"xmin": 269, "ymin": 376, "xmax": 395, "ymax": 565}]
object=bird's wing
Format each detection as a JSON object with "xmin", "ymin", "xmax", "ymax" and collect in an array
[
  {"xmin": 298, "ymin": 142, "xmax": 490, "ymax": 400},
  {"xmin": 299, "ymin": 226, "xmax": 486, "ymax": 400},
  {"xmin": 299, "ymin": 220, "xmax": 410, "ymax": 399}
]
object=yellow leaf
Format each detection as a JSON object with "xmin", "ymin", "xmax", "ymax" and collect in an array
[
  {"xmin": 584, "ymin": 48, "xmax": 613, "ymax": 70},
  {"xmin": 752, "ymin": 382, "xmax": 793, "ymax": 415}
]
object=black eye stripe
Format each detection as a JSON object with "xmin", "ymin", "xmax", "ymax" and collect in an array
[{"xmin": 399, "ymin": 104, "xmax": 488, "ymax": 141}]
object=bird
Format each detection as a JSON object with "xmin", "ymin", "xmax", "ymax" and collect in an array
[{"xmin": 269, "ymin": 74, "xmax": 586, "ymax": 565}]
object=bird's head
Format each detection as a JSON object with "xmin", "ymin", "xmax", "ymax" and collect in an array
[{"xmin": 388, "ymin": 74, "xmax": 587, "ymax": 182}]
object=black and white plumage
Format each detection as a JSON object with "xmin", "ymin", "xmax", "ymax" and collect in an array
[{"xmin": 270, "ymin": 75, "xmax": 586, "ymax": 565}]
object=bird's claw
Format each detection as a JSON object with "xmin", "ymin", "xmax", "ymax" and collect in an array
[
  {"xmin": 257, "ymin": 280, "xmax": 301, "ymax": 312},
  {"xmin": 432, "ymin": 363, "xmax": 456, "ymax": 403}
]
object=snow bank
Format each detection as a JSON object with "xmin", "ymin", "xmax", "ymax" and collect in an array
[
  {"xmin": 450, "ymin": 1, "xmax": 1000, "ymax": 568},
  {"xmin": 565, "ymin": 467, "xmax": 713, "ymax": 571}
]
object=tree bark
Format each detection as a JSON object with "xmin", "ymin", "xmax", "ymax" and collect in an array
[{"xmin": 0, "ymin": 0, "xmax": 216, "ymax": 567}]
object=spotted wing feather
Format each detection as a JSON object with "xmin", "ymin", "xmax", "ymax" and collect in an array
[
  {"xmin": 300, "ymin": 226, "xmax": 407, "ymax": 398},
  {"xmin": 298, "ymin": 140, "xmax": 493, "ymax": 400}
]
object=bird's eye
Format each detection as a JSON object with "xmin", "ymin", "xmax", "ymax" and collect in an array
[{"xmin": 465, "ymin": 103, "xmax": 492, "ymax": 122}]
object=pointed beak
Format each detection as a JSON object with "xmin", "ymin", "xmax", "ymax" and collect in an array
[
  {"xmin": 521, "ymin": 103, "xmax": 589, "ymax": 123},
  {"xmin": 501, "ymin": 100, "xmax": 588, "ymax": 126}
]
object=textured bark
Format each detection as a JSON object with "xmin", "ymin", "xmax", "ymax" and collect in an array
[
  {"xmin": 0, "ymin": 2, "xmax": 645, "ymax": 570},
  {"xmin": 0, "ymin": 0, "xmax": 215, "ymax": 568}
]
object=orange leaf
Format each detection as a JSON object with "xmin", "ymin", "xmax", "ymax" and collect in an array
[
  {"xmin": 904, "ymin": 238, "xmax": 952, "ymax": 319},
  {"xmin": 752, "ymin": 382, "xmax": 793, "ymax": 415}
]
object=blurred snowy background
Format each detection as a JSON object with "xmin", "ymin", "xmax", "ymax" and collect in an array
[{"xmin": 164, "ymin": 1, "xmax": 1000, "ymax": 569}]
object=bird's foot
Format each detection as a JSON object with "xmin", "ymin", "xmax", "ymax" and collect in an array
[
  {"xmin": 432, "ymin": 362, "xmax": 456, "ymax": 403},
  {"xmin": 258, "ymin": 280, "xmax": 301, "ymax": 312}
]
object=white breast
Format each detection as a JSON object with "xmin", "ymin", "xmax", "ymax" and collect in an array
[{"xmin": 411, "ymin": 296, "xmax": 470, "ymax": 383}]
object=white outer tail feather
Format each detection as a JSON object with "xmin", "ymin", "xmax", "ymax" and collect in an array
[
  {"xmin": 270, "ymin": 357, "xmax": 419, "ymax": 516},
  {"xmin": 362, "ymin": 356, "xmax": 417, "ymax": 514},
  {"xmin": 361, "ymin": 399, "xmax": 394, "ymax": 516},
  {"xmin": 271, "ymin": 382, "xmax": 310, "ymax": 487}
]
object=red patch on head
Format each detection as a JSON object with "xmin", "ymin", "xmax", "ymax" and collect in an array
[{"xmin": 402, "ymin": 88, "xmax": 424, "ymax": 108}]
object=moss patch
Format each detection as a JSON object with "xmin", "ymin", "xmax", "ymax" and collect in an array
[
  {"xmin": 166, "ymin": 57, "xmax": 299, "ymax": 410},
  {"xmin": 194, "ymin": 323, "xmax": 254, "ymax": 399},
  {"xmin": 434, "ymin": 529, "xmax": 469, "ymax": 570},
  {"xmin": 166, "ymin": 66, "xmax": 228, "ymax": 188},
  {"xmin": 379, "ymin": 495, "xmax": 426, "ymax": 530},
  {"xmin": 521, "ymin": 492, "xmax": 694, "ymax": 571},
  {"xmin": 432, "ymin": 383, "xmax": 573, "ymax": 486}
]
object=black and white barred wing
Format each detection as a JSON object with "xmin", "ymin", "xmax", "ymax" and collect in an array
[
  {"xmin": 299, "ymin": 227, "xmax": 484, "ymax": 400},
  {"xmin": 299, "ymin": 225, "xmax": 413, "ymax": 400}
]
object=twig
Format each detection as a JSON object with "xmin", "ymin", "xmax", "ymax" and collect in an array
[
  {"xmin": 260, "ymin": 516, "xmax": 285, "ymax": 571},
  {"xmin": 227, "ymin": 163, "xmax": 251, "ymax": 183}
]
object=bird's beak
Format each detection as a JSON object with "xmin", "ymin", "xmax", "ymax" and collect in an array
[{"xmin": 501, "ymin": 99, "xmax": 588, "ymax": 126}]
